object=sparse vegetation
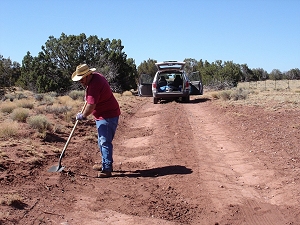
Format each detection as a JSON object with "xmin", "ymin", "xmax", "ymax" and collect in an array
[
  {"xmin": 113, "ymin": 93, "xmax": 122, "ymax": 98},
  {"xmin": 230, "ymin": 88, "xmax": 249, "ymax": 100},
  {"xmin": 0, "ymin": 102, "xmax": 17, "ymax": 114},
  {"xmin": 45, "ymin": 103, "xmax": 72, "ymax": 115},
  {"xmin": 122, "ymin": 91, "xmax": 133, "ymax": 96},
  {"xmin": 16, "ymin": 99, "xmax": 34, "ymax": 109},
  {"xmin": 34, "ymin": 93, "xmax": 44, "ymax": 101},
  {"xmin": 208, "ymin": 88, "xmax": 249, "ymax": 101},
  {"xmin": 27, "ymin": 115, "xmax": 51, "ymax": 133},
  {"xmin": 0, "ymin": 121, "xmax": 19, "ymax": 138},
  {"xmin": 42, "ymin": 95, "xmax": 55, "ymax": 105},
  {"xmin": 218, "ymin": 90, "xmax": 232, "ymax": 101},
  {"xmin": 10, "ymin": 108, "xmax": 30, "ymax": 122},
  {"xmin": 68, "ymin": 90, "xmax": 85, "ymax": 100},
  {"xmin": 3, "ymin": 93, "xmax": 15, "ymax": 101}
]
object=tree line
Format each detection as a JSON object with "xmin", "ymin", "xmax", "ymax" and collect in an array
[
  {"xmin": 1, "ymin": 33, "xmax": 137, "ymax": 94},
  {"xmin": 1, "ymin": 33, "xmax": 300, "ymax": 95},
  {"xmin": 138, "ymin": 58, "xmax": 300, "ymax": 90}
]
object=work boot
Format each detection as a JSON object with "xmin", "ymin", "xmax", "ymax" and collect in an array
[
  {"xmin": 92, "ymin": 164, "xmax": 102, "ymax": 171},
  {"xmin": 93, "ymin": 164, "xmax": 113, "ymax": 172},
  {"xmin": 97, "ymin": 170, "xmax": 112, "ymax": 178}
]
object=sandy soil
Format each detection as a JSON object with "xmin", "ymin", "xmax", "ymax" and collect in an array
[{"xmin": 1, "ymin": 94, "xmax": 300, "ymax": 225}]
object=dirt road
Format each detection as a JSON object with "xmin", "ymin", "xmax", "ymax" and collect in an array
[{"xmin": 1, "ymin": 95, "xmax": 299, "ymax": 224}]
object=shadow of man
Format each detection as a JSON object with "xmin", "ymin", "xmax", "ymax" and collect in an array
[{"xmin": 114, "ymin": 165, "xmax": 193, "ymax": 178}]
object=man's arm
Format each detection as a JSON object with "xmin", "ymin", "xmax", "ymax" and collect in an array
[{"xmin": 82, "ymin": 103, "xmax": 96, "ymax": 118}]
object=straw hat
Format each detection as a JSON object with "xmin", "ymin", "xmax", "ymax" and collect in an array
[{"xmin": 72, "ymin": 64, "xmax": 96, "ymax": 81}]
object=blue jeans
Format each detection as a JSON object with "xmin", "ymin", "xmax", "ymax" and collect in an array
[{"xmin": 95, "ymin": 117, "xmax": 119, "ymax": 172}]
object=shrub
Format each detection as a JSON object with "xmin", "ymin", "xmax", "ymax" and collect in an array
[
  {"xmin": 47, "ymin": 91, "xmax": 58, "ymax": 97},
  {"xmin": 27, "ymin": 115, "xmax": 51, "ymax": 133},
  {"xmin": 45, "ymin": 104, "xmax": 72, "ymax": 115},
  {"xmin": 210, "ymin": 92, "xmax": 219, "ymax": 99},
  {"xmin": 34, "ymin": 94, "xmax": 44, "ymax": 101},
  {"xmin": 218, "ymin": 90, "xmax": 232, "ymax": 101},
  {"xmin": 230, "ymin": 88, "xmax": 249, "ymax": 100},
  {"xmin": 0, "ymin": 122, "xmax": 18, "ymax": 138},
  {"xmin": 42, "ymin": 95, "xmax": 55, "ymax": 105},
  {"xmin": 113, "ymin": 93, "xmax": 122, "ymax": 98},
  {"xmin": 58, "ymin": 95, "xmax": 74, "ymax": 105},
  {"xmin": 0, "ymin": 103, "xmax": 17, "ymax": 114},
  {"xmin": 16, "ymin": 93, "xmax": 27, "ymax": 100},
  {"xmin": 3, "ymin": 93, "xmax": 15, "ymax": 101},
  {"xmin": 17, "ymin": 99, "xmax": 34, "ymax": 109},
  {"xmin": 10, "ymin": 108, "xmax": 30, "ymax": 122},
  {"xmin": 68, "ymin": 90, "xmax": 85, "ymax": 100},
  {"xmin": 122, "ymin": 91, "xmax": 133, "ymax": 96}
]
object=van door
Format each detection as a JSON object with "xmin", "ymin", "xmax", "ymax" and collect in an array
[
  {"xmin": 187, "ymin": 71, "xmax": 203, "ymax": 95},
  {"xmin": 138, "ymin": 74, "xmax": 153, "ymax": 97}
]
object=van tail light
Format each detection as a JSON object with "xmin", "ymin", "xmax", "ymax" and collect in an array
[
  {"xmin": 152, "ymin": 83, "xmax": 157, "ymax": 88},
  {"xmin": 185, "ymin": 81, "xmax": 189, "ymax": 88}
]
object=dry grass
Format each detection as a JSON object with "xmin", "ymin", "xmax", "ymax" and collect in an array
[
  {"xmin": 122, "ymin": 91, "xmax": 133, "ymax": 96},
  {"xmin": 45, "ymin": 103, "xmax": 72, "ymax": 115},
  {"xmin": 0, "ymin": 121, "xmax": 19, "ymax": 138},
  {"xmin": 10, "ymin": 108, "xmax": 30, "ymax": 122},
  {"xmin": 16, "ymin": 99, "xmax": 34, "ymax": 109},
  {"xmin": 27, "ymin": 115, "xmax": 51, "ymax": 133},
  {"xmin": 237, "ymin": 79, "xmax": 300, "ymax": 91},
  {"xmin": 68, "ymin": 90, "xmax": 85, "ymax": 100},
  {"xmin": 205, "ymin": 80, "xmax": 300, "ymax": 110},
  {"xmin": 0, "ymin": 102, "xmax": 17, "ymax": 114}
]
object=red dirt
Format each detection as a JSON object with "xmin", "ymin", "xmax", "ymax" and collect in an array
[{"xmin": 1, "ymin": 95, "xmax": 300, "ymax": 225}]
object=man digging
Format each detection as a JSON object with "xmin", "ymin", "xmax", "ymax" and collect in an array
[{"xmin": 72, "ymin": 64, "xmax": 121, "ymax": 178}]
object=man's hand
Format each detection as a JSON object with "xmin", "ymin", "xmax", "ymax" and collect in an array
[{"xmin": 76, "ymin": 113, "xmax": 86, "ymax": 120}]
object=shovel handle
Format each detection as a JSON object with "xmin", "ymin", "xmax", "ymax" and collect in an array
[{"xmin": 58, "ymin": 101, "xmax": 88, "ymax": 161}]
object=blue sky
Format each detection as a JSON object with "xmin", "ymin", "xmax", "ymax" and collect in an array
[{"xmin": 1, "ymin": 0, "xmax": 299, "ymax": 73}]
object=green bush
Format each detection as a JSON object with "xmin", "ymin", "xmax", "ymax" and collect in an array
[{"xmin": 27, "ymin": 115, "xmax": 51, "ymax": 133}]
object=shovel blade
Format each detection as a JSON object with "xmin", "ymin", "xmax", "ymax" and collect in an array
[{"xmin": 48, "ymin": 165, "xmax": 65, "ymax": 172}]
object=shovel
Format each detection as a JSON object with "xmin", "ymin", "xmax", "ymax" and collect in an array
[{"xmin": 48, "ymin": 101, "xmax": 87, "ymax": 172}]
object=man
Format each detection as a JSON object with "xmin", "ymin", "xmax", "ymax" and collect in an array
[{"xmin": 72, "ymin": 64, "xmax": 121, "ymax": 178}]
